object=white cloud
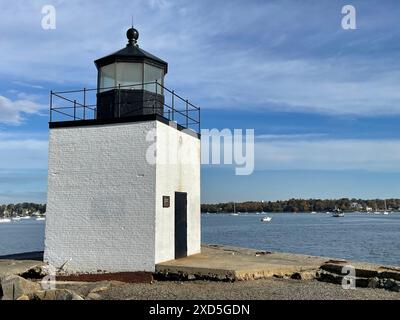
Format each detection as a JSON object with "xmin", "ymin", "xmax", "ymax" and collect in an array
[
  {"xmin": 12, "ymin": 81, "xmax": 44, "ymax": 89},
  {"xmin": 257, "ymin": 133, "xmax": 327, "ymax": 140},
  {"xmin": 255, "ymin": 138, "xmax": 400, "ymax": 172},
  {"xmin": 0, "ymin": 134, "xmax": 48, "ymax": 169},
  {"xmin": 0, "ymin": 1, "xmax": 399, "ymax": 116},
  {"xmin": 0, "ymin": 95, "xmax": 45, "ymax": 124}
]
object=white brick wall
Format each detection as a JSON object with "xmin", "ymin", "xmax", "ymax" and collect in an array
[
  {"xmin": 45, "ymin": 121, "xmax": 157, "ymax": 272},
  {"xmin": 44, "ymin": 119, "xmax": 201, "ymax": 273},
  {"xmin": 155, "ymin": 122, "xmax": 201, "ymax": 263}
]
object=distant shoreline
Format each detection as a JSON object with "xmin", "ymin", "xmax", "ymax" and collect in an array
[{"xmin": 201, "ymin": 198, "xmax": 400, "ymax": 214}]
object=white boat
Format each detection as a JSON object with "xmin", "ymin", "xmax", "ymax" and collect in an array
[
  {"xmin": 230, "ymin": 202, "xmax": 239, "ymax": 216},
  {"xmin": 0, "ymin": 218, "xmax": 11, "ymax": 223},
  {"xmin": 311, "ymin": 211, "xmax": 317, "ymax": 214},
  {"xmin": 261, "ymin": 216, "xmax": 272, "ymax": 222},
  {"xmin": 374, "ymin": 203, "xmax": 380, "ymax": 215},
  {"xmin": 332, "ymin": 212, "xmax": 344, "ymax": 217},
  {"xmin": 21, "ymin": 216, "xmax": 31, "ymax": 219},
  {"xmin": 332, "ymin": 207, "xmax": 344, "ymax": 217},
  {"xmin": 383, "ymin": 200, "xmax": 389, "ymax": 215},
  {"xmin": 36, "ymin": 217, "xmax": 46, "ymax": 221},
  {"xmin": 12, "ymin": 217, "xmax": 21, "ymax": 221}
]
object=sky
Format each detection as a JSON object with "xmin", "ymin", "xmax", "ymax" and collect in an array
[{"xmin": 1, "ymin": 0, "xmax": 400, "ymax": 204}]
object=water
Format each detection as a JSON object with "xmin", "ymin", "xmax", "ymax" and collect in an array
[
  {"xmin": 0, "ymin": 213, "xmax": 399, "ymax": 266},
  {"xmin": 202, "ymin": 213, "xmax": 400, "ymax": 266},
  {"xmin": 0, "ymin": 219, "xmax": 45, "ymax": 256}
]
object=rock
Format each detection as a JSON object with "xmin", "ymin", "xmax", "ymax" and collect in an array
[
  {"xmin": 16, "ymin": 294, "xmax": 30, "ymax": 300},
  {"xmin": 381, "ymin": 279, "xmax": 400, "ymax": 292},
  {"xmin": 368, "ymin": 277, "xmax": 379, "ymax": 288},
  {"xmin": 379, "ymin": 270, "xmax": 400, "ymax": 281},
  {"xmin": 1, "ymin": 275, "xmax": 40, "ymax": 300},
  {"xmin": 290, "ymin": 271, "xmax": 316, "ymax": 281},
  {"xmin": 290, "ymin": 272, "xmax": 302, "ymax": 280},
  {"xmin": 89, "ymin": 284, "xmax": 111, "ymax": 294},
  {"xmin": 86, "ymin": 292, "xmax": 102, "ymax": 300},
  {"xmin": 30, "ymin": 289, "xmax": 84, "ymax": 300},
  {"xmin": 0, "ymin": 260, "xmax": 46, "ymax": 279}
]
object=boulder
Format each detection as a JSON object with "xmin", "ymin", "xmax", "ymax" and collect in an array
[
  {"xmin": 0, "ymin": 260, "xmax": 46, "ymax": 279},
  {"xmin": 381, "ymin": 279, "xmax": 400, "ymax": 292},
  {"xmin": 1, "ymin": 275, "xmax": 40, "ymax": 300},
  {"xmin": 367, "ymin": 277, "xmax": 379, "ymax": 289},
  {"xmin": 86, "ymin": 292, "xmax": 102, "ymax": 300},
  {"xmin": 30, "ymin": 289, "xmax": 84, "ymax": 300}
]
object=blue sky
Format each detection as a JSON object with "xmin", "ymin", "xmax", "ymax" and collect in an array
[{"xmin": 1, "ymin": 0, "xmax": 400, "ymax": 203}]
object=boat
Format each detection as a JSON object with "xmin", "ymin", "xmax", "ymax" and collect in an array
[
  {"xmin": 383, "ymin": 200, "xmax": 389, "ymax": 215},
  {"xmin": 261, "ymin": 216, "xmax": 272, "ymax": 222},
  {"xmin": 0, "ymin": 218, "xmax": 12, "ymax": 223},
  {"xmin": 230, "ymin": 202, "xmax": 239, "ymax": 216},
  {"xmin": 12, "ymin": 217, "xmax": 21, "ymax": 221},
  {"xmin": 21, "ymin": 216, "xmax": 31, "ymax": 219},
  {"xmin": 374, "ymin": 203, "xmax": 380, "ymax": 215},
  {"xmin": 332, "ymin": 207, "xmax": 344, "ymax": 217},
  {"xmin": 311, "ymin": 211, "xmax": 317, "ymax": 214},
  {"xmin": 36, "ymin": 217, "xmax": 46, "ymax": 221}
]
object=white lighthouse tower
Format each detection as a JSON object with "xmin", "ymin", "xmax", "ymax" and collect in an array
[{"xmin": 44, "ymin": 28, "xmax": 201, "ymax": 273}]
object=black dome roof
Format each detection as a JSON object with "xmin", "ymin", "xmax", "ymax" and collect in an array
[{"xmin": 94, "ymin": 28, "xmax": 168, "ymax": 73}]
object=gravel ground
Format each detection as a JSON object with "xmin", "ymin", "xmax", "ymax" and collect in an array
[{"xmin": 89, "ymin": 278, "xmax": 400, "ymax": 300}]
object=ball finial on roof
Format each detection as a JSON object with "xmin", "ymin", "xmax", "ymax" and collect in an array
[{"xmin": 126, "ymin": 27, "xmax": 139, "ymax": 46}]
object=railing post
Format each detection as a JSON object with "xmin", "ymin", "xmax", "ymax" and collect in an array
[
  {"xmin": 73, "ymin": 100, "xmax": 76, "ymax": 120},
  {"xmin": 172, "ymin": 90, "xmax": 175, "ymax": 121},
  {"xmin": 49, "ymin": 91, "xmax": 53, "ymax": 122},
  {"xmin": 186, "ymin": 99, "xmax": 189, "ymax": 128},
  {"xmin": 118, "ymin": 84, "xmax": 121, "ymax": 118},
  {"xmin": 154, "ymin": 80, "xmax": 158, "ymax": 114},
  {"xmin": 198, "ymin": 107, "xmax": 201, "ymax": 134},
  {"xmin": 83, "ymin": 88, "xmax": 86, "ymax": 120}
]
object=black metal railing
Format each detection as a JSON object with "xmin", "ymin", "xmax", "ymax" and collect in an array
[{"xmin": 49, "ymin": 81, "xmax": 201, "ymax": 134}]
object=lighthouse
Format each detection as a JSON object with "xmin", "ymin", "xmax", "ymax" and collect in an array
[{"xmin": 44, "ymin": 28, "xmax": 201, "ymax": 273}]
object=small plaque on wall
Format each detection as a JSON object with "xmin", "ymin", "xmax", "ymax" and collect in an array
[{"xmin": 163, "ymin": 196, "xmax": 170, "ymax": 208}]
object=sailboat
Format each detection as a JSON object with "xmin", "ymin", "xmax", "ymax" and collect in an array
[
  {"xmin": 383, "ymin": 200, "xmax": 389, "ymax": 215},
  {"xmin": 231, "ymin": 202, "xmax": 239, "ymax": 216},
  {"xmin": 374, "ymin": 203, "xmax": 380, "ymax": 215}
]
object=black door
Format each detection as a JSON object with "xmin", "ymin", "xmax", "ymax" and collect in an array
[{"xmin": 175, "ymin": 192, "xmax": 187, "ymax": 259}]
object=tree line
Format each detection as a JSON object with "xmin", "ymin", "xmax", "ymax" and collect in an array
[
  {"xmin": 0, "ymin": 203, "xmax": 46, "ymax": 217},
  {"xmin": 201, "ymin": 198, "xmax": 400, "ymax": 213}
]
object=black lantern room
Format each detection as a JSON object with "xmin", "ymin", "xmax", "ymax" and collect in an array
[{"xmin": 94, "ymin": 27, "xmax": 168, "ymax": 119}]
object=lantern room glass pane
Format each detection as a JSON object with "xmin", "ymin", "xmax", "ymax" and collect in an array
[
  {"xmin": 99, "ymin": 63, "xmax": 116, "ymax": 92},
  {"xmin": 116, "ymin": 62, "xmax": 143, "ymax": 89},
  {"xmin": 144, "ymin": 63, "xmax": 164, "ymax": 94}
]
